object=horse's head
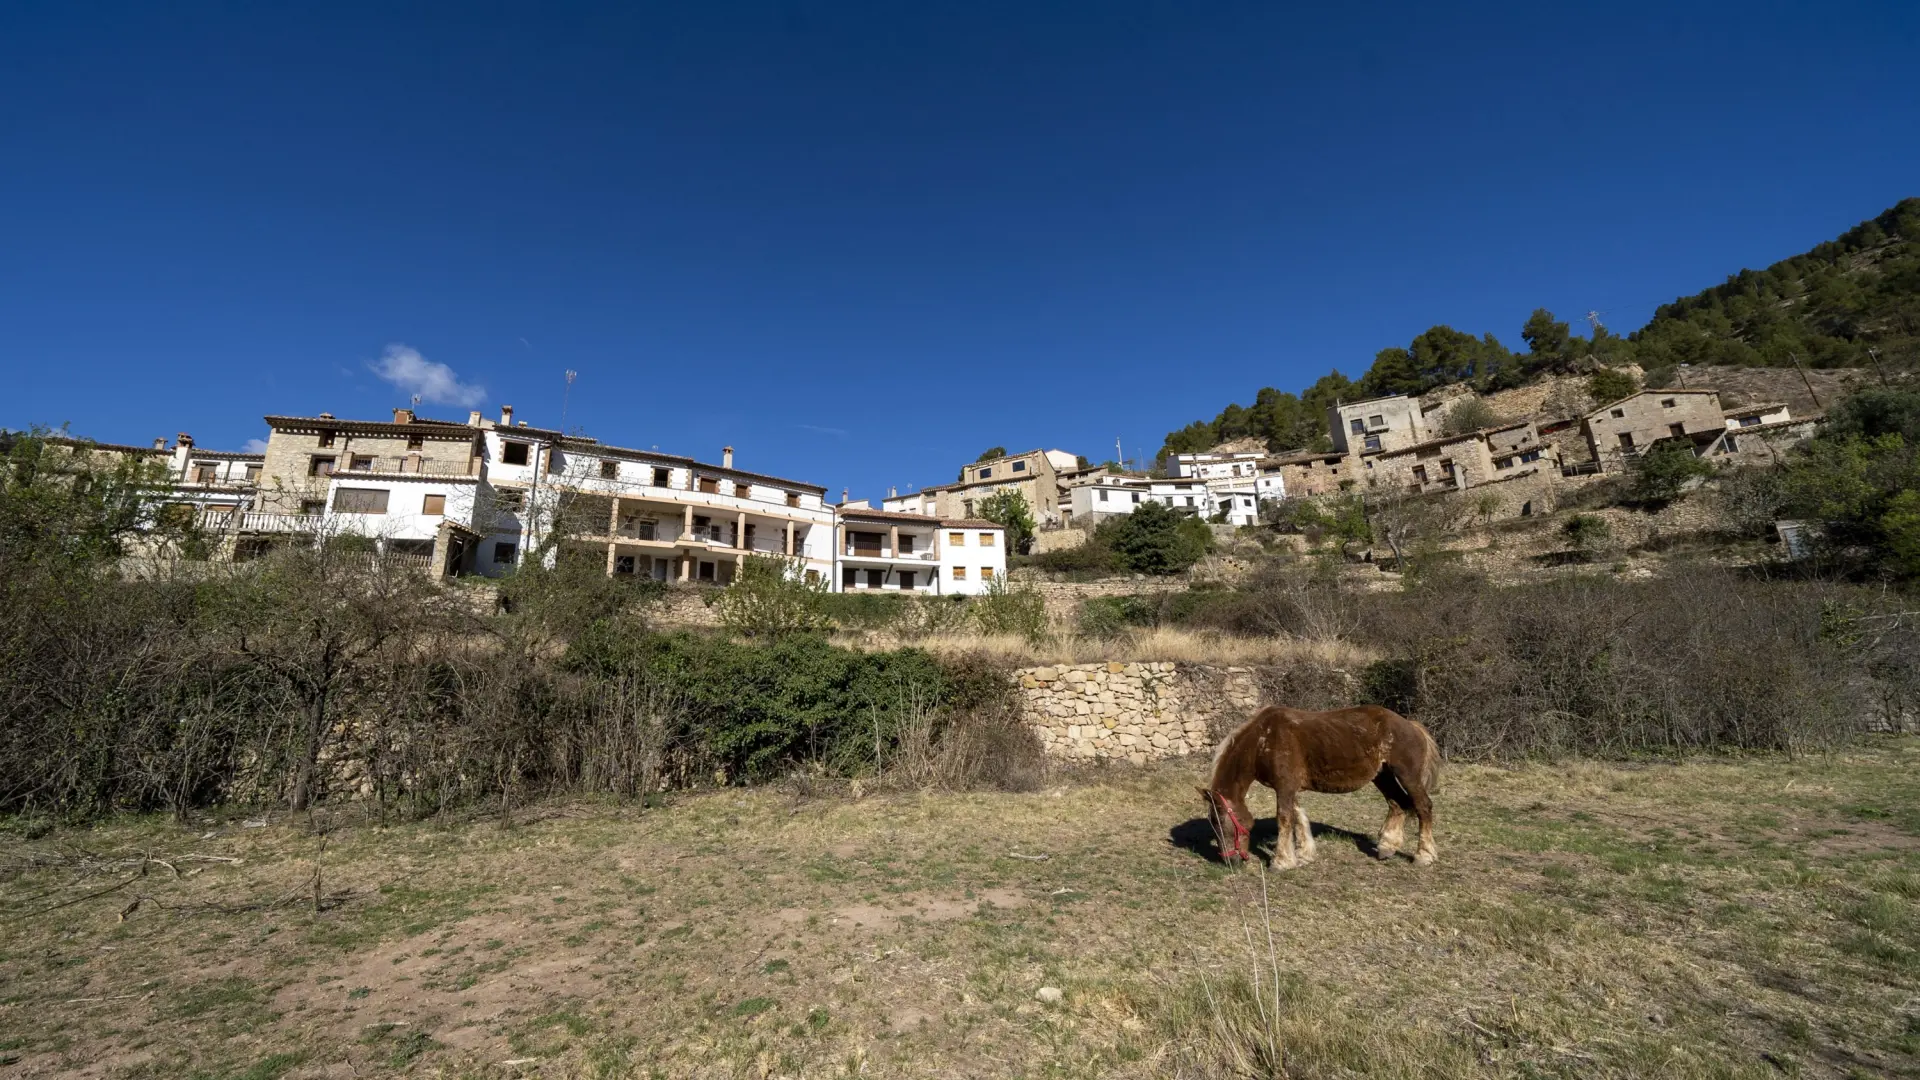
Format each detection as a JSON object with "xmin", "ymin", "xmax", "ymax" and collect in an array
[{"xmin": 1197, "ymin": 786, "xmax": 1251, "ymax": 862}]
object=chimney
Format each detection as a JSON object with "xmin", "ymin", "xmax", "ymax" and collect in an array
[
  {"xmin": 500, "ymin": 405, "xmax": 514, "ymax": 426},
  {"xmin": 393, "ymin": 407, "xmax": 414, "ymax": 424},
  {"xmin": 722, "ymin": 446, "xmax": 734, "ymax": 469},
  {"xmin": 468, "ymin": 410, "xmax": 482, "ymax": 426},
  {"xmin": 318, "ymin": 412, "xmax": 334, "ymax": 420},
  {"xmin": 517, "ymin": 421, "xmax": 528, "ymax": 427},
  {"xmin": 888, "ymin": 486, "xmax": 897, "ymax": 498},
  {"xmin": 152, "ymin": 438, "xmax": 167, "ymax": 450},
  {"xmin": 177, "ymin": 432, "xmax": 194, "ymax": 448},
  {"xmin": 841, "ymin": 487, "xmax": 849, "ymax": 504}
]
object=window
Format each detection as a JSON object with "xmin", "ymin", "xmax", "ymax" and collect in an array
[
  {"xmin": 300, "ymin": 499, "xmax": 327, "ymax": 515},
  {"xmin": 698, "ymin": 477, "xmax": 719, "ymax": 494},
  {"xmin": 502, "ymin": 441, "xmax": 530, "ymax": 466},
  {"xmin": 805, "ymin": 570, "xmax": 820, "ymax": 584},
  {"xmin": 951, "ymin": 566, "xmax": 968, "ymax": 581},
  {"xmin": 309, "ymin": 455, "xmax": 336, "ymax": 476},
  {"xmin": 244, "ymin": 464, "xmax": 261, "ymax": 482},
  {"xmin": 494, "ymin": 489, "xmax": 526, "ymax": 512},
  {"xmin": 1011, "ymin": 461, "xmax": 1026, "ymax": 473},
  {"xmin": 1725, "ymin": 434, "xmax": 1740, "ymax": 452},
  {"xmin": 1661, "ymin": 398, "xmax": 1677, "ymax": 408},
  {"xmin": 1610, "ymin": 408, "xmax": 1625, "ymax": 418},
  {"xmin": 1098, "ymin": 489, "xmax": 1108, "ymax": 502},
  {"xmin": 317, "ymin": 430, "xmax": 335, "ymax": 448},
  {"xmin": 978, "ymin": 532, "xmax": 995, "ymax": 546},
  {"xmin": 1740, "ymin": 415, "xmax": 1761, "ymax": 427},
  {"xmin": 1412, "ymin": 465, "xmax": 1428, "ymax": 484},
  {"xmin": 407, "ymin": 434, "xmax": 423, "ymax": 450},
  {"xmin": 977, "ymin": 466, "xmax": 992, "ymax": 479},
  {"xmin": 1363, "ymin": 435, "xmax": 1382, "ymax": 452},
  {"xmin": 697, "ymin": 561, "xmax": 715, "ymax": 582},
  {"xmin": 961, "ymin": 500, "xmax": 974, "ymax": 516},
  {"xmin": 333, "ymin": 487, "xmax": 389, "ymax": 514},
  {"xmin": 1496, "ymin": 457, "xmax": 1514, "ymax": 470},
  {"xmin": 851, "ymin": 531, "xmax": 884, "ymax": 556},
  {"xmin": 899, "ymin": 571, "xmax": 915, "ymax": 590},
  {"xmin": 734, "ymin": 482, "xmax": 750, "ymax": 497},
  {"xmin": 1350, "ymin": 418, "xmax": 1365, "ymax": 434},
  {"xmin": 865, "ymin": 569, "xmax": 884, "ymax": 589},
  {"xmin": 842, "ymin": 567, "xmax": 859, "ymax": 589},
  {"xmin": 349, "ymin": 457, "xmax": 375, "ymax": 471},
  {"xmin": 600, "ymin": 460, "xmax": 618, "ymax": 479},
  {"xmin": 614, "ymin": 555, "xmax": 635, "ymax": 575},
  {"xmin": 1367, "ymin": 414, "xmax": 1384, "ymax": 428},
  {"xmin": 1520, "ymin": 450, "xmax": 1542, "ymax": 463},
  {"xmin": 1131, "ymin": 491, "xmax": 1140, "ymax": 504},
  {"xmin": 1184, "ymin": 496, "xmax": 1195, "ymax": 507},
  {"xmin": 786, "ymin": 492, "xmax": 800, "ymax": 507},
  {"xmin": 653, "ymin": 467, "xmax": 671, "ymax": 487},
  {"xmin": 422, "ymin": 494, "xmax": 446, "ymax": 516},
  {"xmin": 898, "ymin": 534, "xmax": 915, "ymax": 554},
  {"xmin": 981, "ymin": 566, "xmax": 995, "ymax": 580},
  {"xmin": 192, "ymin": 463, "xmax": 218, "ymax": 483},
  {"xmin": 1617, "ymin": 432, "xmax": 1636, "ymax": 450},
  {"xmin": 949, "ymin": 532, "xmax": 966, "ymax": 545},
  {"xmin": 493, "ymin": 542, "xmax": 517, "ymax": 565},
  {"xmin": 1669, "ymin": 423, "xmax": 1686, "ymax": 438}
]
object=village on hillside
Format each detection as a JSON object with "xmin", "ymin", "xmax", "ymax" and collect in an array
[{"xmin": 32, "ymin": 360, "xmax": 1851, "ymax": 594}]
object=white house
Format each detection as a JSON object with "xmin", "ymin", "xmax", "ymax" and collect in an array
[
  {"xmin": 1723, "ymin": 402, "xmax": 1793, "ymax": 429},
  {"xmin": 1169, "ymin": 451, "xmax": 1265, "ymax": 481},
  {"xmin": 833, "ymin": 507, "xmax": 1006, "ymax": 595}
]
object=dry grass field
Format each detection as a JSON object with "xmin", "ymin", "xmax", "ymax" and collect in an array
[{"xmin": 4, "ymin": 739, "xmax": 1919, "ymax": 1079}]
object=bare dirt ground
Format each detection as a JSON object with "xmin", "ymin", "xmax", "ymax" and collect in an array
[{"xmin": 4, "ymin": 740, "xmax": 1919, "ymax": 1079}]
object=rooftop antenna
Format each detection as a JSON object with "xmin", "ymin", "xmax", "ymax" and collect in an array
[
  {"xmin": 410, "ymin": 394, "xmax": 421, "ymax": 410},
  {"xmin": 560, "ymin": 369, "xmax": 578, "ymax": 429}
]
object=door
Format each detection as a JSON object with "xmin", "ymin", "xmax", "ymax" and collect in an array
[{"xmin": 865, "ymin": 568, "xmax": 884, "ymax": 589}]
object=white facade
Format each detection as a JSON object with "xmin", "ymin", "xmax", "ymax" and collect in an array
[
  {"xmin": 1328, "ymin": 394, "xmax": 1431, "ymax": 456},
  {"xmin": 1170, "ymin": 451, "xmax": 1264, "ymax": 480},
  {"xmin": 1724, "ymin": 403, "xmax": 1793, "ymax": 429},
  {"xmin": 324, "ymin": 475, "xmax": 481, "ymax": 551},
  {"xmin": 834, "ymin": 510, "xmax": 1006, "ymax": 595},
  {"xmin": 1203, "ymin": 472, "xmax": 1284, "ymax": 526}
]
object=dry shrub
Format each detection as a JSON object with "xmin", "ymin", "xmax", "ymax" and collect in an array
[{"xmin": 1359, "ymin": 566, "xmax": 1872, "ymax": 756}]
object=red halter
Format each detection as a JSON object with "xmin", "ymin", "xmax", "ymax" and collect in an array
[{"xmin": 1209, "ymin": 792, "xmax": 1252, "ymax": 862}]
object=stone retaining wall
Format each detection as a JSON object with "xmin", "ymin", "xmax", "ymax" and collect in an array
[{"xmin": 1017, "ymin": 662, "xmax": 1266, "ymax": 763}]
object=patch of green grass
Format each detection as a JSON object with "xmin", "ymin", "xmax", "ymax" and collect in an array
[{"xmin": 732, "ymin": 997, "xmax": 775, "ymax": 1018}]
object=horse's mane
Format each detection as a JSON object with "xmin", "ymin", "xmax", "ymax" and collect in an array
[{"xmin": 1207, "ymin": 711, "xmax": 1260, "ymax": 787}]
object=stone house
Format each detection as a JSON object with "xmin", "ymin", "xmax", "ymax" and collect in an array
[
  {"xmin": 1327, "ymin": 394, "xmax": 1433, "ymax": 455},
  {"xmin": 1580, "ymin": 389, "xmax": 1724, "ymax": 472},
  {"xmin": 909, "ymin": 448, "xmax": 1080, "ymax": 527},
  {"xmin": 1268, "ymin": 449, "xmax": 1353, "ymax": 497}
]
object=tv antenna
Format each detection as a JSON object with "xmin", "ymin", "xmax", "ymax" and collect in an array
[
  {"xmin": 1585, "ymin": 311, "xmax": 1607, "ymax": 332},
  {"xmin": 560, "ymin": 369, "xmax": 578, "ymax": 430}
]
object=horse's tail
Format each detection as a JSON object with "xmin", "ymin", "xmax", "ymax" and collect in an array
[{"xmin": 1415, "ymin": 721, "xmax": 1443, "ymax": 795}]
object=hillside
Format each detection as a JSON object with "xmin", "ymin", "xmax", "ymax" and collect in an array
[{"xmin": 1161, "ymin": 197, "xmax": 1919, "ymax": 463}]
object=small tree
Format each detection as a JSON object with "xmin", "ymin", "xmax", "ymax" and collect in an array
[
  {"xmin": 1100, "ymin": 500, "xmax": 1213, "ymax": 575},
  {"xmin": 971, "ymin": 574, "xmax": 1048, "ymax": 643},
  {"xmin": 1587, "ymin": 367, "xmax": 1638, "ymax": 406},
  {"xmin": 1472, "ymin": 490, "xmax": 1504, "ymax": 531},
  {"xmin": 1440, "ymin": 398, "xmax": 1501, "ymax": 436},
  {"xmin": 1631, "ymin": 439, "xmax": 1714, "ymax": 504},
  {"xmin": 712, "ymin": 555, "xmax": 829, "ymax": 639},
  {"xmin": 975, "ymin": 490, "xmax": 1036, "ymax": 554},
  {"xmin": 1563, "ymin": 514, "xmax": 1612, "ymax": 559},
  {"xmin": 975, "ymin": 447, "xmax": 1007, "ymax": 462}
]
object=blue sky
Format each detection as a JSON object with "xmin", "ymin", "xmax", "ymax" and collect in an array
[{"xmin": 2, "ymin": 3, "xmax": 1915, "ymax": 499}]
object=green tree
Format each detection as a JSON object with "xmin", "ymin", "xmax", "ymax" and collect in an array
[
  {"xmin": 1630, "ymin": 439, "xmax": 1715, "ymax": 504},
  {"xmin": 975, "ymin": 447, "xmax": 1007, "ymax": 462},
  {"xmin": 1359, "ymin": 347, "xmax": 1423, "ymax": 398},
  {"xmin": 1562, "ymin": 514, "xmax": 1612, "ymax": 559},
  {"xmin": 1099, "ymin": 501, "xmax": 1213, "ymax": 575},
  {"xmin": 1440, "ymin": 397, "xmax": 1501, "ymax": 436},
  {"xmin": 1521, "ymin": 308, "xmax": 1571, "ymax": 363},
  {"xmin": 975, "ymin": 490, "xmax": 1037, "ymax": 554},
  {"xmin": 1587, "ymin": 367, "xmax": 1639, "ymax": 405}
]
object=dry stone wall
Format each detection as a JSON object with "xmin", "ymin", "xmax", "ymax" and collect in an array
[{"xmin": 1018, "ymin": 662, "xmax": 1266, "ymax": 763}]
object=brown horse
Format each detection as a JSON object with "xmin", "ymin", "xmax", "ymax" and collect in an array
[{"xmin": 1199, "ymin": 705, "xmax": 1442, "ymax": 869}]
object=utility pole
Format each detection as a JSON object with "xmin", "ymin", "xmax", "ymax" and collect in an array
[
  {"xmin": 1868, "ymin": 347, "xmax": 1890, "ymax": 388},
  {"xmin": 1787, "ymin": 352, "xmax": 1824, "ymax": 411},
  {"xmin": 561, "ymin": 369, "xmax": 578, "ymax": 430}
]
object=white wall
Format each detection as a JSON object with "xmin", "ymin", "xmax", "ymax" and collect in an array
[
  {"xmin": 936, "ymin": 524, "xmax": 1007, "ymax": 596},
  {"xmin": 326, "ymin": 478, "xmax": 479, "ymax": 542}
]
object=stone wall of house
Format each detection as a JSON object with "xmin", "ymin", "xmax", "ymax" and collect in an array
[
  {"xmin": 1031, "ymin": 527, "xmax": 1089, "ymax": 554},
  {"xmin": 1018, "ymin": 662, "xmax": 1268, "ymax": 763}
]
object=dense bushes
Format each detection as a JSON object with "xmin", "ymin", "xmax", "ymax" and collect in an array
[{"xmin": 1026, "ymin": 501, "xmax": 1215, "ymax": 577}]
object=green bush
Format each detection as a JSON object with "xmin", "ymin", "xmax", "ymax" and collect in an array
[
  {"xmin": 1587, "ymin": 366, "xmax": 1638, "ymax": 405},
  {"xmin": 1098, "ymin": 501, "xmax": 1214, "ymax": 575},
  {"xmin": 711, "ymin": 555, "xmax": 828, "ymax": 638},
  {"xmin": 1025, "ymin": 540, "xmax": 1122, "ymax": 577},
  {"xmin": 1630, "ymin": 439, "xmax": 1715, "ymax": 504},
  {"xmin": 1562, "ymin": 514, "xmax": 1612, "ymax": 557},
  {"xmin": 970, "ymin": 575, "xmax": 1048, "ymax": 642}
]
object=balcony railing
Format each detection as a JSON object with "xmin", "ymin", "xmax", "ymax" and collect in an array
[
  {"xmin": 843, "ymin": 546, "xmax": 939, "ymax": 561},
  {"xmin": 203, "ymin": 510, "xmax": 325, "ymax": 533}
]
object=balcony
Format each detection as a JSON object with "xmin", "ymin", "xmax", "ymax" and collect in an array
[
  {"xmin": 203, "ymin": 509, "xmax": 325, "ymax": 534},
  {"xmin": 842, "ymin": 545, "xmax": 939, "ymax": 562}
]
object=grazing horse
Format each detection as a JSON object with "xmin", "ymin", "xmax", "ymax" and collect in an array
[{"xmin": 1198, "ymin": 705, "xmax": 1442, "ymax": 869}]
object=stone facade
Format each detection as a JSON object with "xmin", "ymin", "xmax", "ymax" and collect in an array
[{"xmin": 1018, "ymin": 662, "xmax": 1266, "ymax": 763}]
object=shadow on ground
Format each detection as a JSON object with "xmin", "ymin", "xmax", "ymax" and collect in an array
[{"xmin": 1168, "ymin": 816, "xmax": 1381, "ymax": 865}]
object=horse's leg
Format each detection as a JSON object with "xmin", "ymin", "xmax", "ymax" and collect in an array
[
  {"xmin": 1292, "ymin": 804, "xmax": 1316, "ymax": 863},
  {"xmin": 1270, "ymin": 786, "xmax": 1300, "ymax": 870},
  {"xmin": 1372, "ymin": 771, "xmax": 1411, "ymax": 860},
  {"xmin": 1410, "ymin": 784, "xmax": 1438, "ymax": 866}
]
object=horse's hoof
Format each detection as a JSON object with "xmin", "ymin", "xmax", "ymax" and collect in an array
[
  {"xmin": 1413, "ymin": 850, "xmax": 1436, "ymax": 867},
  {"xmin": 1375, "ymin": 847, "xmax": 1399, "ymax": 861}
]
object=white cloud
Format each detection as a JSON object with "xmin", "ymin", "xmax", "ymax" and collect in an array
[
  {"xmin": 241, "ymin": 438, "xmax": 268, "ymax": 454},
  {"xmin": 369, "ymin": 344, "xmax": 486, "ymax": 407}
]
